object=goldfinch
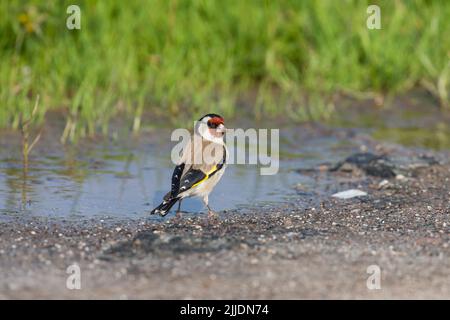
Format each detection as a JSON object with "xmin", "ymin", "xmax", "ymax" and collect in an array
[{"xmin": 151, "ymin": 114, "xmax": 227, "ymax": 217}]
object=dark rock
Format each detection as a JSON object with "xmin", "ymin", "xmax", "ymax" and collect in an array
[
  {"xmin": 330, "ymin": 152, "xmax": 439, "ymax": 178},
  {"xmin": 331, "ymin": 152, "xmax": 396, "ymax": 178}
]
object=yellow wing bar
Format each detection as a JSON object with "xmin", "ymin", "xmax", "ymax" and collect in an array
[{"xmin": 192, "ymin": 165, "xmax": 218, "ymax": 188}]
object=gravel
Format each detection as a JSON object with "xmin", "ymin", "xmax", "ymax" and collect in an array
[{"xmin": 0, "ymin": 162, "xmax": 449, "ymax": 299}]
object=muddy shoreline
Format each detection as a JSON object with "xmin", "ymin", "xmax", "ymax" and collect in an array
[{"xmin": 1, "ymin": 158, "xmax": 449, "ymax": 299}]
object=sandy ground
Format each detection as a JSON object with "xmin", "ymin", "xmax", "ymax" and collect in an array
[{"xmin": 0, "ymin": 159, "xmax": 449, "ymax": 299}]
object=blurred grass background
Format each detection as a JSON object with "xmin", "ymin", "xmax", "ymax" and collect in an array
[{"xmin": 0, "ymin": 0, "xmax": 449, "ymax": 141}]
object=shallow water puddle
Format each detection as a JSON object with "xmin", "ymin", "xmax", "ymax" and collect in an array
[
  {"xmin": 2, "ymin": 100, "xmax": 448, "ymax": 222},
  {"xmin": 0, "ymin": 127, "xmax": 358, "ymax": 221}
]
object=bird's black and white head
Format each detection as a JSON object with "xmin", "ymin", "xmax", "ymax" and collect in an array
[{"xmin": 196, "ymin": 113, "xmax": 226, "ymax": 143}]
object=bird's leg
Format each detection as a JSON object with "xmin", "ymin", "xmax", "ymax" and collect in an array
[
  {"xmin": 203, "ymin": 196, "xmax": 218, "ymax": 219},
  {"xmin": 175, "ymin": 199, "xmax": 183, "ymax": 219}
]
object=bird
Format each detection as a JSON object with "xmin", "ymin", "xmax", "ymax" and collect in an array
[{"xmin": 151, "ymin": 113, "xmax": 227, "ymax": 218}]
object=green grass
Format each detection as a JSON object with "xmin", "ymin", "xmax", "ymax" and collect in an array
[{"xmin": 0, "ymin": 0, "xmax": 449, "ymax": 141}]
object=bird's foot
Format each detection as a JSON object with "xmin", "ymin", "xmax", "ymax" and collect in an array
[
  {"xmin": 207, "ymin": 210, "xmax": 219, "ymax": 221},
  {"xmin": 172, "ymin": 210, "xmax": 183, "ymax": 222}
]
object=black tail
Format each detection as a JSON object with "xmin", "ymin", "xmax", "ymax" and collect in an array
[{"xmin": 150, "ymin": 197, "xmax": 179, "ymax": 217}]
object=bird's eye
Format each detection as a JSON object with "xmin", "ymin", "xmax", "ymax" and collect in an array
[{"xmin": 208, "ymin": 121, "xmax": 218, "ymax": 129}]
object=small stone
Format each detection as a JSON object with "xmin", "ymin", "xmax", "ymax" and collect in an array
[
  {"xmin": 332, "ymin": 189, "xmax": 367, "ymax": 199},
  {"xmin": 378, "ymin": 180, "xmax": 389, "ymax": 188}
]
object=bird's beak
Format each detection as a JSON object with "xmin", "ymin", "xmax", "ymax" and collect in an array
[{"xmin": 216, "ymin": 123, "xmax": 226, "ymax": 134}]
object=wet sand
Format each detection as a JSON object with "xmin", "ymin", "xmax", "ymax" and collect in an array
[{"xmin": 1, "ymin": 161, "xmax": 448, "ymax": 299}]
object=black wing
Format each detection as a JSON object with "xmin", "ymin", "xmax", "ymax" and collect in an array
[
  {"xmin": 169, "ymin": 163, "xmax": 185, "ymax": 197},
  {"xmin": 164, "ymin": 164, "xmax": 207, "ymax": 200},
  {"xmin": 176, "ymin": 168, "xmax": 207, "ymax": 194}
]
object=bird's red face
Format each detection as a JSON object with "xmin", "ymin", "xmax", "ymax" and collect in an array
[{"xmin": 207, "ymin": 116, "xmax": 226, "ymax": 138}]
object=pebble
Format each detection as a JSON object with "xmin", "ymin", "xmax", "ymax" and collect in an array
[
  {"xmin": 378, "ymin": 180, "xmax": 390, "ymax": 188},
  {"xmin": 332, "ymin": 189, "xmax": 367, "ymax": 199}
]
